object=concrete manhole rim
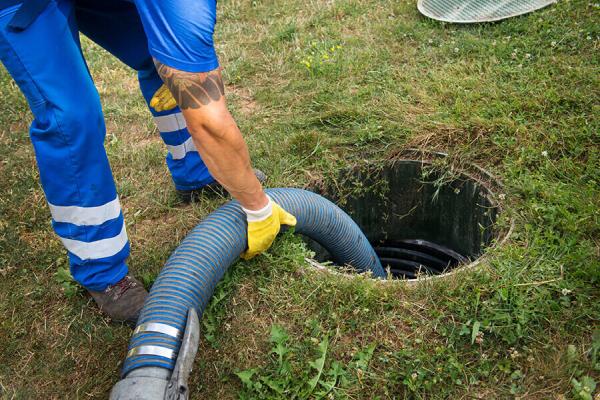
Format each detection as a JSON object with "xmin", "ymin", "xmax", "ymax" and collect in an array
[
  {"xmin": 416, "ymin": 0, "xmax": 558, "ymax": 24},
  {"xmin": 304, "ymin": 149, "xmax": 515, "ymax": 285}
]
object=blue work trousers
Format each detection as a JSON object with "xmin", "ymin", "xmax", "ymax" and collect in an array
[{"xmin": 0, "ymin": 0, "xmax": 215, "ymax": 290}]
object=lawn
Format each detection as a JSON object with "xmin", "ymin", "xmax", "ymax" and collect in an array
[{"xmin": 0, "ymin": 0, "xmax": 598, "ymax": 398}]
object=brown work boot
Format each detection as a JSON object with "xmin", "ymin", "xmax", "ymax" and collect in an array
[{"xmin": 88, "ymin": 275, "xmax": 148, "ymax": 325}]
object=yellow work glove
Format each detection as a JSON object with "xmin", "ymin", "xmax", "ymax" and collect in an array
[
  {"xmin": 150, "ymin": 84, "xmax": 178, "ymax": 112},
  {"xmin": 241, "ymin": 197, "xmax": 297, "ymax": 260}
]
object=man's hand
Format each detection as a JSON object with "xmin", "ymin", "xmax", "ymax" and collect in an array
[
  {"xmin": 150, "ymin": 84, "xmax": 177, "ymax": 112},
  {"xmin": 241, "ymin": 198, "xmax": 297, "ymax": 260}
]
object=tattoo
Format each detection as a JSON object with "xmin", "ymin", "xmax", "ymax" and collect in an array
[{"xmin": 154, "ymin": 60, "xmax": 225, "ymax": 110}]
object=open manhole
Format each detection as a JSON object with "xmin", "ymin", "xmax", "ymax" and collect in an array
[{"xmin": 307, "ymin": 151, "xmax": 511, "ymax": 281}]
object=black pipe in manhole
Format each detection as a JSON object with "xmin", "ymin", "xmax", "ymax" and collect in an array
[
  {"xmin": 374, "ymin": 239, "xmax": 468, "ymax": 279},
  {"xmin": 306, "ymin": 152, "xmax": 509, "ymax": 280}
]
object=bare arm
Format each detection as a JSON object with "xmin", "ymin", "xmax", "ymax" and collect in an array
[{"xmin": 154, "ymin": 60, "xmax": 268, "ymax": 210}]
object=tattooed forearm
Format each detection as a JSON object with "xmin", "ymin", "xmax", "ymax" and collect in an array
[{"xmin": 154, "ymin": 60, "xmax": 225, "ymax": 110}]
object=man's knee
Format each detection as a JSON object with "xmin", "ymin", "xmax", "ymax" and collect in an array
[
  {"xmin": 185, "ymin": 103, "xmax": 235, "ymax": 141},
  {"xmin": 153, "ymin": 60, "xmax": 234, "ymax": 138}
]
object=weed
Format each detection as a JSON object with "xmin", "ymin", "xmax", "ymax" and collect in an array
[
  {"xmin": 571, "ymin": 376, "xmax": 596, "ymax": 400},
  {"xmin": 54, "ymin": 266, "xmax": 82, "ymax": 299},
  {"xmin": 236, "ymin": 324, "xmax": 376, "ymax": 399},
  {"xmin": 299, "ymin": 41, "xmax": 344, "ymax": 76}
]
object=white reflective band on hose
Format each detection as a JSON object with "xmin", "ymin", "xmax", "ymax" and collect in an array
[
  {"xmin": 127, "ymin": 345, "xmax": 176, "ymax": 359},
  {"xmin": 49, "ymin": 197, "xmax": 121, "ymax": 226},
  {"xmin": 60, "ymin": 222, "xmax": 128, "ymax": 260},
  {"xmin": 154, "ymin": 112, "xmax": 186, "ymax": 133},
  {"xmin": 166, "ymin": 137, "xmax": 197, "ymax": 160},
  {"xmin": 133, "ymin": 323, "xmax": 181, "ymax": 339}
]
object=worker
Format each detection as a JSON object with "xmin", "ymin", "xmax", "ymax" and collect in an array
[{"xmin": 0, "ymin": 0, "xmax": 296, "ymax": 325}]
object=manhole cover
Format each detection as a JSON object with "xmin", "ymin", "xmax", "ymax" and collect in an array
[{"xmin": 417, "ymin": 0, "xmax": 557, "ymax": 23}]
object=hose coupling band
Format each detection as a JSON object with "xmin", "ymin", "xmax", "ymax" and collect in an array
[
  {"xmin": 126, "ymin": 345, "xmax": 176, "ymax": 360},
  {"xmin": 133, "ymin": 322, "xmax": 182, "ymax": 339}
]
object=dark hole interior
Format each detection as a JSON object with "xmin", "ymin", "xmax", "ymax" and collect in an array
[{"xmin": 307, "ymin": 159, "xmax": 499, "ymax": 280}]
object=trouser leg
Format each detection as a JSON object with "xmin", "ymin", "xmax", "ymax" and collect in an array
[
  {"xmin": 75, "ymin": 0, "xmax": 215, "ymax": 190},
  {"xmin": 138, "ymin": 66, "xmax": 215, "ymax": 190},
  {"xmin": 0, "ymin": 0, "xmax": 128, "ymax": 290}
]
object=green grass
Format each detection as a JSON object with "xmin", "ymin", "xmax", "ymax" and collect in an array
[{"xmin": 0, "ymin": 0, "xmax": 599, "ymax": 398}]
